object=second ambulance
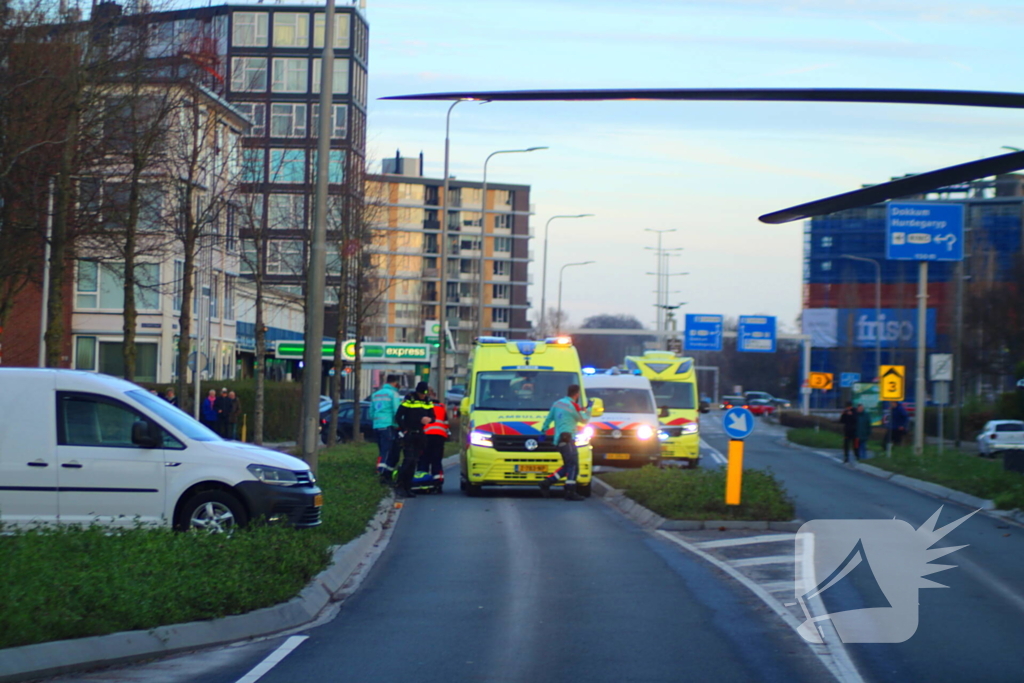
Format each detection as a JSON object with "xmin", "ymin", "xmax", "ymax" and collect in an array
[{"xmin": 624, "ymin": 350, "xmax": 700, "ymax": 468}]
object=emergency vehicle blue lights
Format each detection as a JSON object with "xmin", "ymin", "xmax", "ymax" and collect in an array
[
  {"xmin": 675, "ymin": 359, "xmax": 694, "ymax": 374},
  {"xmin": 477, "ymin": 336, "xmax": 508, "ymax": 344},
  {"xmin": 582, "ymin": 366, "xmax": 596, "ymax": 375},
  {"xmin": 516, "ymin": 341, "xmax": 537, "ymax": 356}
]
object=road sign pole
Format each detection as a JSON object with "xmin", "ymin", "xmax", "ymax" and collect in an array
[
  {"xmin": 914, "ymin": 261, "xmax": 928, "ymax": 455},
  {"xmin": 726, "ymin": 439, "xmax": 744, "ymax": 505},
  {"xmin": 801, "ymin": 337, "xmax": 811, "ymax": 416}
]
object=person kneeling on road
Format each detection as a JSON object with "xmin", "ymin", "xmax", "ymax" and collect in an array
[
  {"xmin": 538, "ymin": 384, "xmax": 594, "ymax": 501},
  {"xmin": 394, "ymin": 381, "xmax": 434, "ymax": 498}
]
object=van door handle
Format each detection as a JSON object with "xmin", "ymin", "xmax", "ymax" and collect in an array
[
  {"xmin": 27, "ymin": 461, "xmax": 49, "ymax": 467},
  {"xmin": 61, "ymin": 462, "xmax": 83, "ymax": 469}
]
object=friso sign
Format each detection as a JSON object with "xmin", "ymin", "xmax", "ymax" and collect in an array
[{"xmin": 801, "ymin": 308, "xmax": 936, "ymax": 349}]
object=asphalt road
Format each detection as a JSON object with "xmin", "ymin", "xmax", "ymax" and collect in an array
[{"xmin": 700, "ymin": 411, "xmax": 1024, "ymax": 683}]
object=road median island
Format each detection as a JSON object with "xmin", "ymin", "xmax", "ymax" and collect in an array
[
  {"xmin": 0, "ymin": 443, "xmax": 388, "ymax": 654},
  {"xmin": 598, "ymin": 465, "xmax": 795, "ymax": 523}
]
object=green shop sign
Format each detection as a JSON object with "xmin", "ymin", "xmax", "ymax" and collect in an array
[{"xmin": 275, "ymin": 340, "xmax": 430, "ymax": 363}]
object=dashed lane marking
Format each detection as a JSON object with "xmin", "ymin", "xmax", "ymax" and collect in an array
[
  {"xmin": 233, "ymin": 635, "xmax": 308, "ymax": 683},
  {"xmin": 694, "ymin": 533, "xmax": 796, "ymax": 549}
]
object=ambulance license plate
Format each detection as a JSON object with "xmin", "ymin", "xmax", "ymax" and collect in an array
[
  {"xmin": 517, "ymin": 464, "xmax": 548, "ymax": 473},
  {"xmin": 313, "ymin": 494, "xmax": 324, "ymax": 507},
  {"xmin": 606, "ymin": 453, "xmax": 631, "ymax": 460}
]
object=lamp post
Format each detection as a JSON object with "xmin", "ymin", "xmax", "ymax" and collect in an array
[
  {"xmin": 539, "ymin": 214, "xmax": 593, "ymax": 335},
  {"xmin": 436, "ymin": 98, "xmax": 468, "ymax": 397},
  {"xmin": 556, "ymin": 261, "xmax": 595, "ymax": 335},
  {"xmin": 475, "ymin": 146, "xmax": 547, "ymax": 342},
  {"xmin": 644, "ymin": 228, "xmax": 677, "ymax": 333},
  {"xmin": 839, "ymin": 254, "xmax": 882, "ymax": 377}
]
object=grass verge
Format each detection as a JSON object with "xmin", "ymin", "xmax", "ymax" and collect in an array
[
  {"xmin": 867, "ymin": 447, "xmax": 1024, "ymax": 510},
  {"xmin": 0, "ymin": 443, "xmax": 386, "ymax": 651},
  {"xmin": 599, "ymin": 466, "xmax": 795, "ymax": 521},
  {"xmin": 787, "ymin": 428, "xmax": 845, "ymax": 450}
]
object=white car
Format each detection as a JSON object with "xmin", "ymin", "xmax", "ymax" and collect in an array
[
  {"xmin": 976, "ymin": 420, "xmax": 1024, "ymax": 457},
  {"xmin": 0, "ymin": 369, "xmax": 322, "ymax": 531}
]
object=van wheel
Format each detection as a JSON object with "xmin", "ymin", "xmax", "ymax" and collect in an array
[
  {"xmin": 177, "ymin": 491, "xmax": 248, "ymax": 533},
  {"xmin": 577, "ymin": 483, "xmax": 592, "ymax": 498}
]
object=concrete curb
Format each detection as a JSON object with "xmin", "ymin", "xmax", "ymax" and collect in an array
[
  {"xmin": 852, "ymin": 463, "xmax": 996, "ymax": 511},
  {"xmin": 0, "ymin": 498, "xmax": 400, "ymax": 683},
  {"xmin": 591, "ymin": 477, "xmax": 802, "ymax": 532}
]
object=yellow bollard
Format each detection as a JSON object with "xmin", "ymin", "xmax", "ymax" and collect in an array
[
  {"xmin": 241, "ymin": 414, "xmax": 248, "ymax": 443},
  {"xmin": 726, "ymin": 439, "xmax": 744, "ymax": 505}
]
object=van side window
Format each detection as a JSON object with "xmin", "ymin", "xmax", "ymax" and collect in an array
[{"xmin": 57, "ymin": 392, "xmax": 181, "ymax": 449}]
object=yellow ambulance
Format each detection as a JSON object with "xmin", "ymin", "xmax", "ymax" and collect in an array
[
  {"xmin": 624, "ymin": 351, "xmax": 700, "ymax": 468},
  {"xmin": 460, "ymin": 337, "xmax": 603, "ymax": 496}
]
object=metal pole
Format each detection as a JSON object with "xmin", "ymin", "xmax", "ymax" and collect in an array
[
  {"xmin": 193, "ymin": 249, "xmax": 205, "ymax": 420},
  {"xmin": 301, "ymin": 0, "xmax": 337, "ymax": 470},
  {"xmin": 539, "ymin": 214, "xmax": 593, "ymax": 336},
  {"xmin": 801, "ymin": 337, "xmax": 811, "ymax": 415},
  {"xmin": 38, "ymin": 178, "xmax": 54, "ymax": 368},
  {"xmin": 436, "ymin": 99, "xmax": 463, "ymax": 396},
  {"xmin": 953, "ymin": 259, "xmax": 964, "ymax": 447},
  {"xmin": 556, "ymin": 261, "xmax": 594, "ymax": 335},
  {"xmin": 914, "ymin": 260, "xmax": 928, "ymax": 455}
]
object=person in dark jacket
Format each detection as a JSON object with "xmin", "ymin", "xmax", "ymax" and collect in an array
[
  {"xmin": 854, "ymin": 403, "xmax": 873, "ymax": 461},
  {"xmin": 201, "ymin": 389, "xmax": 219, "ymax": 432},
  {"xmin": 393, "ymin": 382, "xmax": 434, "ymax": 498},
  {"xmin": 890, "ymin": 402, "xmax": 909, "ymax": 446},
  {"xmin": 838, "ymin": 402, "xmax": 857, "ymax": 463},
  {"xmin": 163, "ymin": 387, "xmax": 178, "ymax": 407},
  {"xmin": 227, "ymin": 391, "xmax": 242, "ymax": 440},
  {"xmin": 214, "ymin": 388, "xmax": 231, "ymax": 437}
]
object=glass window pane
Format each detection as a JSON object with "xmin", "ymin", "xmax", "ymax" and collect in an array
[
  {"xmin": 231, "ymin": 57, "xmax": 267, "ymax": 92},
  {"xmin": 273, "ymin": 12, "xmax": 308, "ymax": 47},
  {"xmin": 77, "ymin": 260, "xmax": 97, "ymax": 292},
  {"xmin": 269, "ymin": 149, "xmax": 306, "ymax": 183},
  {"xmin": 232, "ymin": 12, "xmax": 267, "ymax": 47},
  {"xmin": 313, "ymin": 13, "xmax": 350, "ymax": 49},
  {"xmin": 312, "ymin": 58, "xmax": 349, "ymax": 94},
  {"xmin": 136, "ymin": 344, "xmax": 158, "ymax": 383},
  {"xmin": 98, "ymin": 341, "xmax": 125, "ymax": 377},
  {"xmin": 272, "ymin": 57, "xmax": 308, "ymax": 93},
  {"xmin": 136, "ymin": 263, "xmax": 160, "ymax": 311},
  {"xmin": 75, "ymin": 336, "xmax": 96, "ymax": 370},
  {"xmin": 99, "ymin": 263, "xmax": 125, "ymax": 309},
  {"xmin": 242, "ymin": 148, "xmax": 265, "ymax": 182}
]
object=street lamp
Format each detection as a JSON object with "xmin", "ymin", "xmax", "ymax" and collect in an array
[
  {"xmin": 556, "ymin": 261, "xmax": 595, "ymax": 334},
  {"xmin": 839, "ymin": 254, "xmax": 882, "ymax": 378},
  {"xmin": 645, "ymin": 228, "xmax": 677, "ymax": 333},
  {"xmin": 539, "ymin": 214, "xmax": 594, "ymax": 335},
  {"xmin": 476, "ymin": 146, "xmax": 548, "ymax": 341}
]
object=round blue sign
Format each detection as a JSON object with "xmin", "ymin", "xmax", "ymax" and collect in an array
[{"xmin": 723, "ymin": 407, "xmax": 755, "ymax": 440}]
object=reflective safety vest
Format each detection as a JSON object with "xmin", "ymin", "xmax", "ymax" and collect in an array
[{"xmin": 424, "ymin": 403, "xmax": 450, "ymax": 438}]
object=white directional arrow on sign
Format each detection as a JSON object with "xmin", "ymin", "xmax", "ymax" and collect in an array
[{"xmin": 728, "ymin": 412, "xmax": 749, "ymax": 434}]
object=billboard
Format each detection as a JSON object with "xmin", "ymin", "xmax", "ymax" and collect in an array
[{"xmin": 803, "ymin": 308, "xmax": 937, "ymax": 348}]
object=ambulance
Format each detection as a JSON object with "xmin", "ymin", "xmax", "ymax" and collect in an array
[
  {"xmin": 624, "ymin": 351, "xmax": 700, "ymax": 468},
  {"xmin": 459, "ymin": 336, "xmax": 603, "ymax": 497}
]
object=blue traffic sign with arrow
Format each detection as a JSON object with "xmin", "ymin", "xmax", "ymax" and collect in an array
[
  {"xmin": 723, "ymin": 407, "xmax": 755, "ymax": 440},
  {"xmin": 886, "ymin": 202, "xmax": 964, "ymax": 262}
]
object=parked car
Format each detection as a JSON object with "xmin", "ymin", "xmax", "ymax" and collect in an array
[
  {"xmin": 747, "ymin": 399, "xmax": 776, "ymax": 416},
  {"xmin": 771, "ymin": 397, "xmax": 793, "ymax": 409},
  {"xmin": 744, "ymin": 390, "xmax": 774, "ymax": 403},
  {"xmin": 320, "ymin": 401, "xmax": 373, "ymax": 443},
  {"xmin": 446, "ymin": 384, "xmax": 466, "ymax": 406},
  {"xmin": 720, "ymin": 395, "xmax": 747, "ymax": 410},
  {"xmin": 976, "ymin": 420, "xmax": 1024, "ymax": 457}
]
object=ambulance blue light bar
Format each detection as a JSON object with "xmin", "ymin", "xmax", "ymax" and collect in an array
[
  {"xmin": 545, "ymin": 336, "xmax": 573, "ymax": 345},
  {"xmin": 477, "ymin": 336, "xmax": 508, "ymax": 344}
]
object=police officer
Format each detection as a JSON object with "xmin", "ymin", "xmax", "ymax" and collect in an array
[
  {"xmin": 394, "ymin": 381, "xmax": 434, "ymax": 498},
  {"xmin": 422, "ymin": 389, "xmax": 450, "ymax": 491},
  {"xmin": 538, "ymin": 384, "xmax": 594, "ymax": 501}
]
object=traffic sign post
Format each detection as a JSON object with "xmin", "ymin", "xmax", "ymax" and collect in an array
[
  {"xmin": 737, "ymin": 315, "xmax": 776, "ymax": 353},
  {"xmin": 684, "ymin": 314, "xmax": 724, "ymax": 351},
  {"xmin": 880, "ymin": 365, "xmax": 906, "ymax": 401},
  {"xmin": 723, "ymin": 407, "xmax": 754, "ymax": 506},
  {"xmin": 808, "ymin": 372, "xmax": 834, "ymax": 391},
  {"xmin": 929, "ymin": 353, "xmax": 953, "ymax": 382},
  {"xmin": 840, "ymin": 372, "xmax": 861, "ymax": 388}
]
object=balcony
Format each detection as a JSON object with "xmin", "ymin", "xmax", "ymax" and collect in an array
[
  {"xmin": 423, "ymin": 219, "xmax": 440, "ymax": 231},
  {"xmin": 422, "ymin": 267, "xmax": 439, "ymax": 277}
]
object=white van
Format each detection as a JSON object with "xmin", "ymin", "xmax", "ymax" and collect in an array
[
  {"xmin": 582, "ymin": 374, "xmax": 662, "ymax": 467},
  {"xmin": 0, "ymin": 369, "xmax": 322, "ymax": 531}
]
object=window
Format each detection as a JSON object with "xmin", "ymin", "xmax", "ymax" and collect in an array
[
  {"xmin": 352, "ymin": 64, "xmax": 367, "ymax": 106},
  {"xmin": 76, "ymin": 261, "xmax": 159, "ymax": 311},
  {"xmin": 75, "ymin": 336, "xmax": 96, "ymax": 371},
  {"xmin": 397, "ymin": 207, "xmax": 423, "ymax": 225},
  {"xmin": 269, "ymin": 148, "xmax": 305, "ymax": 184},
  {"xmin": 235, "ymin": 103, "xmax": 266, "ymax": 137},
  {"xmin": 493, "ymin": 284, "xmax": 511, "ymax": 300},
  {"xmin": 59, "ymin": 393, "xmax": 151, "ymax": 447},
  {"xmin": 76, "ymin": 261, "xmax": 98, "ymax": 308},
  {"xmin": 492, "ymin": 308, "xmax": 510, "ymax": 324},
  {"xmin": 273, "ymin": 12, "xmax": 308, "ymax": 47},
  {"xmin": 98, "ymin": 342, "xmax": 159, "ymax": 383},
  {"xmin": 267, "ymin": 194, "xmax": 305, "ymax": 229},
  {"xmin": 225, "ymin": 205, "xmax": 237, "ymax": 251},
  {"xmin": 272, "ymin": 58, "xmax": 308, "ymax": 93},
  {"xmin": 241, "ymin": 240, "xmax": 257, "ymax": 275},
  {"xmin": 311, "ymin": 58, "xmax": 350, "ymax": 94},
  {"xmin": 313, "ymin": 12, "xmax": 351, "ymax": 48},
  {"xmin": 460, "ymin": 236, "xmax": 481, "ymax": 251},
  {"xmin": 311, "ymin": 104, "xmax": 348, "ymax": 138},
  {"xmin": 268, "ymin": 240, "xmax": 304, "ymax": 274},
  {"xmin": 231, "ymin": 57, "xmax": 267, "ymax": 92},
  {"xmin": 310, "ymin": 149, "xmax": 345, "ymax": 184},
  {"xmin": 494, "ymin": 236, "xmax": 512, "ymax": 253},
  {"xmin": 210, "ymin": 272, "xmax": 220, "ymax": 319},
  {"xmin": 172, "ymin": 260, "xmax": 184, "ymax": 312},
  {"xmin": 242, "ymin": 148, "xmax": 265, "ymax": 183},
  {"xmin": 493, "ymin": 260, "xmax": 510, "ymax": 276},
  {"xmin": 395, "ymin": 303, "xmax": 418, "ymax": 321},
  {"xmin": 461, "ymin": 212, "xmax": 482, "ymax": 228},
  {"xmin": 494, "ymin": 213, "xmax": 513, "ymax": 229},
  {"xmin": 270, "ymin": 103, "xmax": 307, "ymax": 137},
  {"xmin": 232, "ymin": 12, "xmax": 268, "ymax": 46}
]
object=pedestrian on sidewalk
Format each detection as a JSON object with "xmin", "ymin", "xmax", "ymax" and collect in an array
[
  {"xmin": 839, "ymin": 402, "xmax": 857, "ymax": 463},
  {"xmin": 538, "ymin": 384, "xmax": 594, "ymax": 501},
  {"xmin": 370, "ymin": 374, "xmax": 403, "ymax": 484},
  {"xmin": 854, "ymin": 403, "xmax": 873, "ymax": 461},
  {"xmin": 201, "ymin": 389, "xmax": 219, "ymax": 432},
  {"xmin": 215, "ymin": 387, "xmax": 231, "ymax": 437},
  {"xmin": 891, "ymin": 401, "xmax": 909, "ymax": 447},
  {"xmin": 227, "ymin": 391, "xmax": 242, "ymax": 440}
]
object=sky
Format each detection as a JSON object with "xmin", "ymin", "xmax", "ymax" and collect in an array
[{"xmin": 359, "ymin": 0, "xmax": 1024, "ymax": 332}]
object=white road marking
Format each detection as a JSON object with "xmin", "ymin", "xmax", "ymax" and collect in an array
[
  {"xmin": 234, "ymin": 635, "xmax": 308, "ymax": 683},
  {"xmin": 657, "ymin": 531, "xmax": 865, "ymax": 683},
  {"xmin": 699, "ymin": 438, "xmax": 728, "ymax": 466},
  {"xmin": 694, "ymin": 533, "xmax": 796, "ymax": 549},
  {"xmin": 729, "ymin": 554, "xmax": 794, "ymax": 568},
  {"xmin": 762, "ymin": 580, "xmax": 796, "ymax": 594}
]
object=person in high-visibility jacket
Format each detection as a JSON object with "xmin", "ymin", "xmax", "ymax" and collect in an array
[
  {"xmin": 394, "ymin": 382, "xmax": 434, "ymax": 498},
  {"xmin": 421, "ymin": 391, "xmax": 450, "ymax": 490}
]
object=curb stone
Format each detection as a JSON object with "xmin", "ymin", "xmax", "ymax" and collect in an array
[
  {"xmin": 0, "ymin": 498, "xmax": 400, "ymax": 683},
  {"xmin": 591, "ymin": 477, "xmax": 801, "ymax": 532},
  {"xmin": 853, "ymin": 463, "xmax": 996, "ymax": 511}
]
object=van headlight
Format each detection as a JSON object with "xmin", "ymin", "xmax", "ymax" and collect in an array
[
  {"xmin": 636, "ymin": 424, "xmax": 654, "ymax": 441},
  {"xmin": 470, "ymin": 430, "xmax": 494, "ymax": 448},
  {"xmin": 575, "ymin": 425, "xmax": 594, "ymax": 446},
  {"xmin": 247, "ymin": 464, "xmax": 300, "ymax": 486},
  {"xmin": 682, "ymin": 423, "xmax": 699, "ymax": 435}
]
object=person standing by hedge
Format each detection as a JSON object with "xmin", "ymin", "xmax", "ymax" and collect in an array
[
  {"xmin": 855, "ymin": 403, "xmax": 873, "ymax": 461},
  {"xmin": 371, "ymin": 375, "xmax": 403, "ymax": 484},
  {"xmin": 201, "ymin": 389, "xmax": 219, "ymax": 432},
  {"xmin": 227, "ymin": 391, "xmax": 242, "ymax": 440},
  {"xmin": 839, "ymin": 402, "xmax": 857, "ymax": 463}
]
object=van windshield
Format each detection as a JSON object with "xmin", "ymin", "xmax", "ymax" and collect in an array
[
  {"xmin": 475, "ymin": 371, "xmax": 580, "ymax": 411},
  {"xmin": 586, "ymin": 388, "xmax": 655, "ymax": 414},
  {"xmin": 650, "ymin": 381, "xmax": 696, "ymax": 410},
  {"xmin": 126, "ymin": 389, "xmax": 221, "ymax": 442}
]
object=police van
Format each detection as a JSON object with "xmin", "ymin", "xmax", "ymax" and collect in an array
[
  {"xmin": 582, "ymin": 374, "xmax": 661, "ymax": 467},
  {"xmin": 624, "ymin": 351, "xmax": 701, "ymax": 468},
  {"xmin": 459, "ymin": 337, "xmax": 603, "ymax": 496}
]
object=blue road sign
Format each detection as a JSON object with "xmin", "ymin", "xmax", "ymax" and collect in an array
[
  {"xmin": 723, "ymin": 407, "xmax": 755, "ymax": 439},
  {"xmin": 738, "ymin": 315, "xmax": 776, "ymax": 353},
  {"xmin": 886, "ymin": 202, "xmax": 964, "ymax": 262},
  {"xmin": 684, "ymin": 314, "xmax": 723, "ymax": 351},
  {"xmin": 840, "ymin": 372, "xmax": 861, "ymax": 388}
]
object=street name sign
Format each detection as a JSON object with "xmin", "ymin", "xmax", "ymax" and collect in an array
[
  {"xmin": 886, "ymin": 202, "xmax": 964, "ymax": 262},
  {"xmin": 723, "ymin": 407, "xmax": 755, "ymax": 440},
  {"xmin": 809, "ymin": 372, "xmax": 834, "ymax": 390},
  {"xmin": 840, "ymin": 372, "xmax": 861, "ymax": 388},
  {"xmin": 880, "ymin": 365, "xmax": 906, "ymax": 401},
  {"xmin": 737, "ymin": 315, "xmax": 776, "ymax": 353},
  {"xmin": 684, "ymin": 314, "xmax": 724, "ymax": 351}
]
